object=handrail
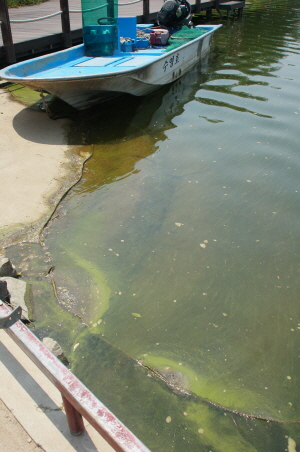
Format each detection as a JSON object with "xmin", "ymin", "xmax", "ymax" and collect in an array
[
  {"xmin": 0, "ymin": 302, "xmax": 151, "ymax": 452},
  {"xmin": 70, "ymin": 0, "xmax": 143, "ymax": 11},
  {"xmin": 0, "ymin": 0, "xmax": 244, "ymax": 65},
  {"xmin": 8, "ymin": 0, "xmax": 143, "ymax": 23},
  {"xmin": 0, "ymin": 0, "xmax": 147, "ymax": 63},
  {"xmin": 10, "ymin": 11, "xmax": 63, "ymax": 23}
]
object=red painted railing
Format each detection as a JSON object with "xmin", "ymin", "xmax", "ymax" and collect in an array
[{"xmin": 0, "ymin": 302, "xmax": 151, "ymax": 452}]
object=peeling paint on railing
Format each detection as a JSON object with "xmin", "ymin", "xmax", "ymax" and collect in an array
[{"xmin": 0, "ymin": 302, "xmax": 151, "ymax": 452}]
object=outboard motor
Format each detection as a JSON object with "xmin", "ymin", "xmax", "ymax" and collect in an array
[{"xmin": 157, "ymin": 0, "xmax": 192, "ymax": 29}]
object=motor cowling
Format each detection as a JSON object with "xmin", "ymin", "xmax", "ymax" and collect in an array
[{"xmin": 157, "ymin": 0, "xmax": 192, "ymax": 29}]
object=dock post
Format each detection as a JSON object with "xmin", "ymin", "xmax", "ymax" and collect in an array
[
  {"xmin": 59, "ymin": 0, "xmax": 72, "ymax": 48},
  {"xmin": 206, "ymin": 8, "xmax": 212, "ymax": 20},
  {"xmin": 0, "ymin": 0, "xmax": 16, "ymax": 63},
  {"xmin": 143, "ymin": 0, "xmax": 150, "ymax": 23},
  {"xmin": 195, "ymin": 0, "xmax": 201, "ymax": 14}
]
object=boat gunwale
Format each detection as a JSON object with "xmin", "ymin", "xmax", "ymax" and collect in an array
[{"xmin": 0, "ymin": 25, "xmax": 222, "ymax": 83}]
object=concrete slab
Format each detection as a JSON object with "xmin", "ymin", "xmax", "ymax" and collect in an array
[
  {"xmin": 0, "ymin": 88, "xmax": 89, "ymax": 247},
  {"xmin": 0, "ymin": 90, "xmax": 68, "ymax": 240},
  {"xmin": 0, "ymin": 329, "xmax": 115, "ymax": 452},
  {"xmin": 0, "ymin": 398, "xmax": 42, "ymax": 451}
]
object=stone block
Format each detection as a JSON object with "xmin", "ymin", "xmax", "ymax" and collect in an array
[
  {"xmin": 0, "ymin": 276, "xmax": 34, "ymax": 322},
  {"xmin": 0, "ymin": 256, "xmax": 18, "ymax": 278},
  {"xmin": 42, "ymin": 337, "xmax": 69, "ymax": 366},
  {"xmin": 0, "ymin": 280, "xmax": 9, "ymax": 302}
]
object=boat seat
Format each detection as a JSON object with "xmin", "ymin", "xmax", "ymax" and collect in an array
[
  {"xmin": 75, "ymin": 55, "xmax": 161, "ymax": 68},
  {"xmin": 116, "ymin": 55, "xmax": 159, "ymax": 67},
  {"xmin": 76, "ymin": 57, "xmax": 126, "ymax": 67}
]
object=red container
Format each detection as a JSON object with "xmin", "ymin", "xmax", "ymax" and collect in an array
[{"xmin": 150, "ymin": 29, "xmax": 169, "ymax": 46}]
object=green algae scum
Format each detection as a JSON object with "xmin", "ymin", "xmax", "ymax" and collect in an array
[{"xmin": 6, "ymin": 0, "xmax": 300, "ymax": 450}]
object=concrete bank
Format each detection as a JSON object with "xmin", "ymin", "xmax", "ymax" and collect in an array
[
  {"xmin": 0, "ymin": 329, "xmax": 114, "ymax": 452},
  {"xmin": 0, "ymin": 86, "xmax": 88, "ymax": 246},
  {"xmin": 0, "ymin": 89, "xmax": 114, "ymax": 451}
]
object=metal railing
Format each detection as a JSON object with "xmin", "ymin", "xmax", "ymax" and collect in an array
[
  {"xmin": 0, "ymin": 0, "xmax": 244, "ymax": 64},
  {"xmin": 0, "ymin": 0, "xmax": 150, "ymax": 63},
  {"xmin": 7, "ymin": 0, "xmax": 142, "ymax": 23},
  {"xmin": 0, "ymin": 301, "xmax": 151, "ymax": 452}
]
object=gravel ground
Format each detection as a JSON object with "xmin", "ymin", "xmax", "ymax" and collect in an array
[{"xmin": 0, "ymin": 399, "xmax": 45, "ymax": 451}]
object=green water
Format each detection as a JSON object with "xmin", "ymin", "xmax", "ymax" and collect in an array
[{"xmin": 9, "ymin": 0, "xmax": 300, "ymax": 450}]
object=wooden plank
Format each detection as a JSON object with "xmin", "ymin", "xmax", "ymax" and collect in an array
[
  {"xmin": 218, "ymin": 1, "xmax": 244, "ymax": 7},
  {"xmin": 12, "ymin": 29, "xmax": 82, "ymax": 56},
  {"xmin": 215, "ymin": 0, "xmax": 244, "ymax": 18},
  {"xmin": 192, "ymin": 1, "xmax": 215, "ymax": 11}
]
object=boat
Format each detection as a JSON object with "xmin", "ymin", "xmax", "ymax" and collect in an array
[{"xmin": 0, "ymin": 0, "xmax": 221, "ymax": 110}]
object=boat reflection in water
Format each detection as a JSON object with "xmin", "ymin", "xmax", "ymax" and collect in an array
[{"xmin": 0, "ymin": 8, "xmax": 221, "ymax": 110}]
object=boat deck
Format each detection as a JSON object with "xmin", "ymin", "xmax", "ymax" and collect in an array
[
  {"xmin": 3, "ymin": 25, "xmax": 215, "ymax": 80},
  {"xmin": 6, "ymin": 44, "xmax": 167, "ymax": 79},
  {"xmin": 27, "ymin": 50, "xmax": 165, "ymax": 79}
]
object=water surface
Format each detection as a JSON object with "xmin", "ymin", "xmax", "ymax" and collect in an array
[{"xmin": 12, "ymin": 1, "xmax": 300, "ymax": 450}]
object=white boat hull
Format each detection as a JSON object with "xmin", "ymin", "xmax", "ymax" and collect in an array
[{"xmin": 0, "ymin": 25, "xmax": 221, "ymax": 110}]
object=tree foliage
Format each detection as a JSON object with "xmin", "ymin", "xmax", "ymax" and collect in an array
[{"xmin": 7, "ymin": 0, "xmax": 48, "ymax": 7}]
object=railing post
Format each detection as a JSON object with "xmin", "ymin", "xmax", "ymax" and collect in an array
[
  {"xmin": 215, "ymin": 0, "xmax": 223, "ymax": 18},
  {"xmin": 195, "ymin": 0, "xmax": 201, "ymax": 14},
  {"xmin": 143, "ymin": 0, "xmax": 150, "ymax": 23},
  {"xmin": 206, "ymin": 8, "xmax": 212, "ymax": 20},
  {"xmin": 62, "ymin": 395, "xmax": 85, "ymax": 436},
  {"xmin": 107, "ymin": 0, "xmax": 115, "ymax": 20},
  {"xmin": 0, "ymin": 0, "xmax": 16, "ymax": 63},
  {"xmin": 59, "ymin": 0, "xmax": 72, "ymax": 48}
]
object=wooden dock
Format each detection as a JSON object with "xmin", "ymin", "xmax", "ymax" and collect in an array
[{"xmin": 0, "ymin": 0, "xmax": 244, "ymax": 66}]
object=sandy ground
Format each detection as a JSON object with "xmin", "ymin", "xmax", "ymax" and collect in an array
[{"xmin": 0, "ymin": 86, "xmax": 85, "ymax": 246}]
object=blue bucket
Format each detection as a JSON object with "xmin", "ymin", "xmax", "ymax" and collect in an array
[
  {"xmin": 136, "ymin": 39, "xmax": 149, "ymax": 49},
  {"xmin": 121, "ymin": 42, "xmax": 133, "ymax": 52}
]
